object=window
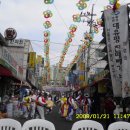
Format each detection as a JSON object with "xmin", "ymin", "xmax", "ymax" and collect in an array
[{"xmin": 95, "ymin": 49, "xmax": 105, "ymax": 57}]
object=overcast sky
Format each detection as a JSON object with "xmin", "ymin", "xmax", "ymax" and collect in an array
[{"xmin": 0, "ymin": 0, "xmax": 127, "ymax": 67}]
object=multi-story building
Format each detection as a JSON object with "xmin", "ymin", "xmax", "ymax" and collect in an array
[
  {"xmin": 86, "ymin": 43, "xmax": 107, "ymax": 81},
  {"xmin": 50, "ymin": 65, "xmax": 66, "ymax": 87},
  {"xmin": 6, "ymin": 39, "xmax": 38, "ymax": 88},
  {"xmin": 73, "ymin": 42, "xmax": 107, "ymax": 90}
]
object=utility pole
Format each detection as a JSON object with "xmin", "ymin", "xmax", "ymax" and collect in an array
[
  {"xmin": 86, "ymin": 4, "xmax": 95, "ymax": 83},
  {"xmin": 80, "ymin": 4, "xmax": 96, "ymax": 95}
]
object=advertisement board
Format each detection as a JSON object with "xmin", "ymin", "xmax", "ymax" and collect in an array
[{"xmin": 7, "ymin": 39, "xmax": 26, "ymax": 47}]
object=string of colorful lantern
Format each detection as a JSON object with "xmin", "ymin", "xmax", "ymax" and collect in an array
[
  {"xmin": 59, "ymin": 0, "xmax": 90, "ymax": 71},
  {"xmin": 65, "ymin": 0, "xmax": 121, "ymax": 75},
  {"xmin": 58, "ymin": 24, "xmax": 78, "ymax": 69},
  {"xmin": 43, "ymin": 0, "xmax": 54, "ymax": 80},
  {"xmin": 65, "ymin": 0, "xmax": 103, "ymax": 75},
  {"xmin": 72, "ymin": 0, "xmax": 89, "ymax": 23}
]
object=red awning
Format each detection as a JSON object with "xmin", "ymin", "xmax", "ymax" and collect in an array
[{"xmin": 0, "ymin": 66, "xmax": 13, "ymax": 76}]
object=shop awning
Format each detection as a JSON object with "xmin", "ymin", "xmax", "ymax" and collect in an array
[
  {"xmin": 0, "ymin": 65, "xmax": 21, "ymax": 83},
  {"xmin": 0, "ymin": 65, "xmax": 12, "ymax": 76}
]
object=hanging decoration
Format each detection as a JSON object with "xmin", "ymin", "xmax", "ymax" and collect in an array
[
  {"xmin": 43, "ymin": 10, "xmax": 53, "ymax": 18},
  {"xmin": 104, "ymin": 0, "xmax": 120, "ymax": 11},
  {"xmin": 43, "ymin": 0, "xmax": 54, "ymax": 81},
  {"xmin": 113, "ymin": 0, "xmax": 120, "ymax": 11},
  {"xmin": 43, "ymin": 21, "xmax": 52, "ymax": 29},
  {"xmin": 58, "ymin": 24, "xmax": 78, "ymax": 69},
  {"xmin": 73, "ymin": 14, "xmax": 81, "ymax": 22},
  {"xmin": 76, "ymin": 0, "xmax": 88, "ymax": 10},
  {"xmin": 44, "ymin": 0, "xmax": 54, "ymax": 4}
]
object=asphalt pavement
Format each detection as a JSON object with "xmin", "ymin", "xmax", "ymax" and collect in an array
[{"xmin": 15, "ymin": 105, "xmax": 106, "ymax": 130}]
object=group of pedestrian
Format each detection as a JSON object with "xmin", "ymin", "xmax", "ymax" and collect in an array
[
  {"xmin": 56, "ymin": 92, "xmax": 92, "ymax": 121},
  {"xmin": 21, "ymin": 89, "xmax": 55, "ymax": 119}
]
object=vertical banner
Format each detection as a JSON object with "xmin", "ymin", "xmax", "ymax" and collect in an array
[
  {"xmin": 28, "ymin": 52, "xmax": 36, "ymax": 68},
  {"xmin": 121, "ymin": 6, "xmax": 130, "ymax": 98},
  {"xmin": 79, "ymin": 62, "xmax": 85, "ymax": 81},
  {"xmin": 104, "ymin": 5, "xmax": 129, "ymax": 97}
]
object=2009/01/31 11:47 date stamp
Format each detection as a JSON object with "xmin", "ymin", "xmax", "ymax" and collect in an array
[{"xmin": 76, "ymin": 114, "xmax": 130, "ymax": 119}]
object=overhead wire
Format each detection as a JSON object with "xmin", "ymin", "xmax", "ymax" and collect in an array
[
  {"xmin": 42, "ymin": 0, "xmax": 102, "ymax": 67},
  {"xmin": 52, "ymin": 2, "xmax": 95, "ymax": 66},
  {"xmin": 31, "ymin": 39, "xmax": 81, "ymax": 46},
  {"xmin": 52, "ymin": 3, "xmax": 81, "ymax": 66}
]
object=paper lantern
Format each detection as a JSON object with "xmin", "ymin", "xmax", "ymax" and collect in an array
[
  {"xmin": 76, "ymin": 0, "xmax": 87, "ymax": 10},
  {"xmin": 43, "ymin": 10, "xmax": 53, "ymax": 18},
  {"xmin": 43, "ymin": 21, "xmax": 52, "ymax": 29},
  {"xmin": 68, "ymin": 32, "xmax": 75, "ymax": 38},
  {"xmin": 44, "ymin": 31, "xmax": 50, "ymax": 37},
  {"xmin": 68, "ymin": 38, "xmax": 72, "ymax": 43},
  {"xmin": 44, "ymin": 30, "xmax": 50, "ymax": 35},
  {"xmin": 44, "ymin": 0, "xmax": 54, "ymax": 4},
  {"xmin": 44, "ymin": 38, "xmax": 50, "ymax": 43},
  {"xmin": 73, "ymin": 14, "xmax": 81, "ymax": 22},
  {"xmin": 69, "ymin": 24, "xmax": 77, "ymax": 32}
]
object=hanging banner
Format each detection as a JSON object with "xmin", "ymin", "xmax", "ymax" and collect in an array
[
  {"xmin": 36, "ymin": 55, "xmax": 42, "ymax": 64},
  {"xmin": 104, "ymin": 5, "xmax": 129, "ymax": 97},
  {"xmin": 28, "ymin": 52, "xmax": 36, "ymax": 68},
  {"xmin": 79, "ymin": 62, "xmax": 85, "ymax": 81},
  {"xmin": 120, "ymin": 6, "xmax": 130, "ymax": 98}
]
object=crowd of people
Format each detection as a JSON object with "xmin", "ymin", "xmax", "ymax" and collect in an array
[
  {"xmin": 55, "ymin": 92, "xmax": 93, "ymax": 121},
  {"xmin": 0, "ymin": 89, "xmax": 54, "ymax": 119},
  {"xmin": 0, "ymin": 87, "xmax": 128, "ymax": 127}
]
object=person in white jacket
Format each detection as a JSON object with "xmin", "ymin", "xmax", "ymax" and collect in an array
[{"xmin": 36, "ymin": 92, "xmax": 46, "ymax": 119}]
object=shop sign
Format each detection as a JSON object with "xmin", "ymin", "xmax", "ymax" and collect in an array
[
  {"xmin": 28, "ymin": 52, "xmax": 36, "ymax": 68},
  {"xmin": 7, "ymin": 39, "xmax": 25, "ymax": 47},
  {"xmin": 4, "ymin": 28, "xmax": 17, "ymax": 40}
]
